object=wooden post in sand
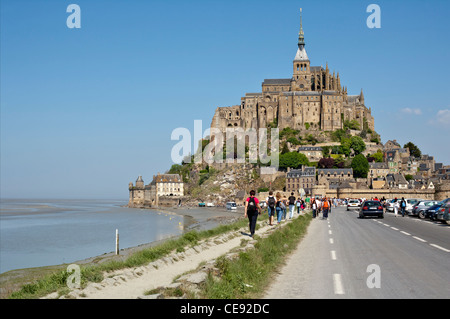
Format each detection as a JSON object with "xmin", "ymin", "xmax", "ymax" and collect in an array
[{"xmin": 115, "ymin": 229, "xmax": 119, "ymax": 255}]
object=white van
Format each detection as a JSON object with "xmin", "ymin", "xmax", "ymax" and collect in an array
[{"xmin": 226, "ymin": 202, "xmax": 237, "ymax": 210}]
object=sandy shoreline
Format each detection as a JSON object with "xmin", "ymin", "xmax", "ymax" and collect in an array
[{"xmin": 0, "ymin": 205, "xmax": 243, "ymax": 298}]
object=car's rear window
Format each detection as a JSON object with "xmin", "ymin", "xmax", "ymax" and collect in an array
[{"xmin": 364, "ymin": 201, "xmax": 381, "ymax": 206}]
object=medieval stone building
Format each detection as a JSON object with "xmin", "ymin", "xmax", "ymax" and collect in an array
[
  {"xmin": 210, "ymin": 10, "xmax": 374, "ymax": 135},
  {"xmin": 128, "ymin": 174, "xmax": 184, "ymax": 207}
]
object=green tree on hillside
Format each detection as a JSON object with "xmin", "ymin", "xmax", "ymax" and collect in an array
[
  {"xmin": 339, "ymin": 137, "xmax": 352, "ymax": 156},
  {"xmin": 350, "ymin": 136, "xmax": 366, "ymax": 155},
  {"xmin": 279, "ymin": 152, "xmax": 310, "ymax": 170},
  {"xmin": 372, "ymin": 150, "xmax": 384, "ymax": 163},
  {"xmin": 404, "ymin": 142, "xmax": 421, "ymax": 158},
  {"xmin": 351, "ymin": 154, "xmax": 369, "ymax": 178}
]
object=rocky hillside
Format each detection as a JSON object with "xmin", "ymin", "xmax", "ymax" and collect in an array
[{"xmin": 173, "ymin": 163, "xmax": 284, "ymax": 206}]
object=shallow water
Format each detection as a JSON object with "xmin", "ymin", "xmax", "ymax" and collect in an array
[{"xmin": 0, "ymin": 199, "xmax": 187, "ymax": 273}]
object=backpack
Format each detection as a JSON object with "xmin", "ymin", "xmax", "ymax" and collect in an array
[
  {"xmin": 401, "ymin": 201, "xmax": 406, "ymax": 208},
  {"xmin": 323, "ymin": 200, "xmax": 329, "ymax": 209},
  {"xmin": 289, "ymin": 196, "xmax": 296, "ymax": 205},
  {"xmin": 248, "ymin": 197, "xmax": 257, "ymax": 213},
  {"xmin": 268, "ymin": 196, "xmax": 276, "ymax": 208}
]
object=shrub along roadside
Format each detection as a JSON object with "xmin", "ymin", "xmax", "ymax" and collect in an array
[
  {"xmin": 8, "ymin": 218, "xmax": 249, "ymax": 299},
  {"xmin": 201, "ymin": 212, "xmax": 312, "ymax": 299}
]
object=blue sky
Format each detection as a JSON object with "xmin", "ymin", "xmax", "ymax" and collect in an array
[{"xmin": 1, "ymin": 0, "xmax": 449, "ymax": 199}]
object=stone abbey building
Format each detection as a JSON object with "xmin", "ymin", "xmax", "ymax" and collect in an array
[{"xmin": 211, "ymin": 10, "xmax": 375, "ymax": 134}]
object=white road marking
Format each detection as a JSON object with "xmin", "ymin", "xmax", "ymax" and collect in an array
[
  {"xmin": 413, "ymin": 236, "xmax": 427, "ymax": 243},
  {"xmin": 429, "ymin": 244, "xmax": 450, "ymax": 253},
  {"xmin": 329, "ymin": 230, "xmax": 333, "ymax": 235},
  {"xmin": 329, "ymin": 238, "xmax": 334, "ymax": 244},
  {"xmin": 400, "ymin": 231, "xmax": 411, "ymax": 236},
  {"xmin": 333, "ymin": 274, "xmax": 345, "ymax": 295},
  {"xmin": 391, "ymin": 227, "xmax": 399, "ymax": 230},
  {"xmin": 330, "ymin": 250, "xmax": 337, "ymax": 260}
]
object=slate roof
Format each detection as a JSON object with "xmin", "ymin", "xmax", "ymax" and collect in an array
[
  {"xmin": 155, "ymin": 174, "xmax": 182, "ymax": 183},
  {"xmin": 318, "ymin": 168, "xmax": 353, "ymax": 175},
  {"xmin": 287, "ymin": 167, "xmax": 316, "ymax": 178}
]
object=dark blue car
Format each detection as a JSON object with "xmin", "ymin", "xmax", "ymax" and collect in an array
[{"xmin": 426, "ymin": 198, "xmax": 450, "ymax": 220}]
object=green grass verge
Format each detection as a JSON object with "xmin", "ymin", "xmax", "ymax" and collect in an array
[
  {"xmin": 200, "ymin": 212, "xmax": 312, "ymax": 299},
  {"xmin": 7, "ymin": 218, "xmax": 249, "ymax": 299}
]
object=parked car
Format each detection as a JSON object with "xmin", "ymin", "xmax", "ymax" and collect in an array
[
  {"xmin": 198, "ymin": 202, "xmax": 206, "ymax": 207},
  {"xmin": 410, "ymin": 200, "xmax": 439, "ymax": 219},
  {"xmin": 425, "ymin": 202, "xmax": 445, "ymax": 220},
  {"xmin": 347, "ymin": 199, "xmax": 361, "ymax": 211},
  {"xmin": 427, "ymin": 198, "xmax": 450, "ymax": 220},
  {"xmin": 226, "ymin": 202, "xmax": 237, "ymax": 210},
  {"xmin": 386, "ymin": 199, "xmax": 395, "ymax": 212},
  {"xmin": 443, "ymin": 202, "xmax": 450, "ymax": 225},
  {"xmin": 435, "ymin": 201, "xmax": 450, "ymax": 224},
  {"xmin": 359, "ymin": 200, "xmax": 384, "ymax": 219},
  {"xmin": 405, "ymin": 198, "xmax": 422, "ymax": 214}
]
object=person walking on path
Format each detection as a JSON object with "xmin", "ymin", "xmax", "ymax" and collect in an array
[
  {"xmin": 288, "ymin": 192, "xmax": 296, "ymax": 219},
  {"xmin": 311, "ymin": 198, "xmax": 317, "ymax": 218},
  {"xmin": 393, "ymin": 198, "xmax": 399, "ymax": 217},
  {"xmin": 305, "ymin": 196, "xmax": 310, "ymax": 209},
  {"xmin": 400, "ymin": 197, "xmax": 406, "ymax": 217},
  {"xmin": 281, "ymin": 196, "xmax": 287, "ymax": 220},
  {"xmin": 244, "ymin": 190, "xmax": 261, "ymax": 237},
  {"xmin": 295, "ymin": 198, "xmax": 302, "ymax": 214},
  {"xmin": 266, "ymin": 191, "xmax": 276, "ymax": 226},
  {"xmin": 316, "ymin": 198, "xmax": 322, "ymax": 218},
  {"xmin": 322, "ymin": 197, "xmax": 331, "ymax": 220},
  {"xmin": 275, "ymin": 192, "xmax": 284, "ymax": 224}
]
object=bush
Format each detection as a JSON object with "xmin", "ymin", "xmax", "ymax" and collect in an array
[{"xmin": 287, "ymin": 137, "xmax": 301, "ymax": 145}]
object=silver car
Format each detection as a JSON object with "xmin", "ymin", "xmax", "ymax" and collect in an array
[
  {"xmin": 405, "ymin": 198, "xmax": 422, "ymax": 214},
  {"xmin": 410, "ymin": 200, "xmax": 439, "ymax": 218},
  {"xmin": 386, "ymin": 199, "xmax": 395, "ymax": 212}
]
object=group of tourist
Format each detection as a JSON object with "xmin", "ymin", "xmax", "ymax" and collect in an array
[
  {"xmin": 310, "ymin": 197, "xmax": 332, "ymax": 220},
  {"xmin": 262, "ymin": 191, "xmax": 309, "ymax": 226},
  {"xmin": 243, "ymin": 190, "xmax": 321, "ymax": 238}
]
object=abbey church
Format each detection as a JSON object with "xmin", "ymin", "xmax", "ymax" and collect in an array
[{"xmin": 211, "ymin": 10, "xmax": 375, "ymax": 134}]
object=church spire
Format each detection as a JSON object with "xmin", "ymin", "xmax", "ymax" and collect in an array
[
  {"xmin": 298, "ymin": 8, "xmax": 305, "ymax": 47},
  {"xmin": 294, "ymin": 8, "xmax": 308, "ymax": 62}
]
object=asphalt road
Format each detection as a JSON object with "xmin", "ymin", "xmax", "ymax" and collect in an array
[{"xmin": 264, "ymin": 206, "xmax": 450, "ymax": 299}]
